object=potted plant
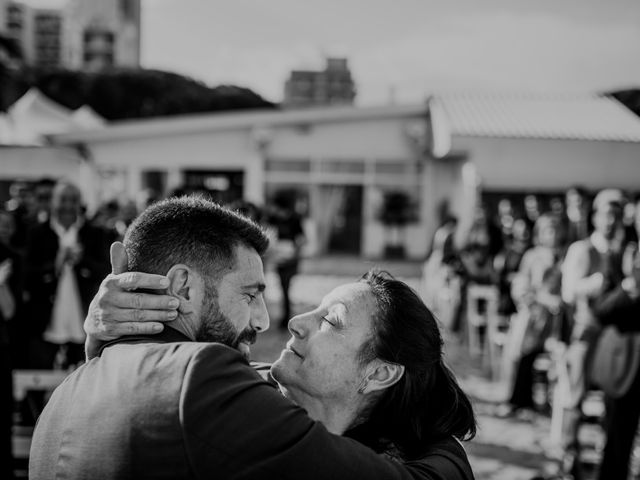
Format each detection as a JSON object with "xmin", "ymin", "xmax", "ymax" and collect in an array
[{"xmin": 378, "ymin": 191, "xmax": 418, "ymax": 259}]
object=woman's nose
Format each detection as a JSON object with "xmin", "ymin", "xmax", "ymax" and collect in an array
[{"xmin": 288, "ymin": 312, "xmax": 312, "ymax": 338}]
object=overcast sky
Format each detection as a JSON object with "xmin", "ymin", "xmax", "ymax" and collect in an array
[{"xmin": 141, "ymin": 0, "xmax": 640, "ymax": 105}]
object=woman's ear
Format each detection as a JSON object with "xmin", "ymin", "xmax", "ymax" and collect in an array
[
  {"xmin": 166, "ymin": 264, "xmax": 196, "ymax": 314},
  {"xmin": 360, "ymin": 361, "xmax": 405, "ymax": 394}
]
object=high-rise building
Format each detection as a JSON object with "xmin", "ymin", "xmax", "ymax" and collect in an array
[
  {"xmin": 284, "ymin": 57, "xmax": 356, "ymax": 108},
  {"xmin": 1, "ymin": 0, "xmax": 140, "ymax": 70}
]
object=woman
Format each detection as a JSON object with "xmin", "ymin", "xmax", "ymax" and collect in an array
[
  {"xmin": 85, "ymin": 267, "xmax": 476, "ymax": 478},
  {"xmin": 500, "ymin": 214, "xmax": 565, "ymax": 416}
]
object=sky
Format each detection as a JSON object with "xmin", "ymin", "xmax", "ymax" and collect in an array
[{"xmin": 141, "ymin": 0, "xmax": 640, "ymax": 106}]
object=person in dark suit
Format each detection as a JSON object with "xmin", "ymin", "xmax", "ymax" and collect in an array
[
  {"xmin": 24, "ymin": 181, "xmax": 109, "ymax": 369},
  {"xmin": 31, "ymin": 197, "xmax": 476, "ymax": 479},
  {"xmin": 591, "ymin": 197, "xmax": 640, "ymax": 480}
]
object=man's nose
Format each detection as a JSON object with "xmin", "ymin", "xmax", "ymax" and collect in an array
[{"xmin": 251, "ymin": 295, "xmax": 270, "ymax": 333}]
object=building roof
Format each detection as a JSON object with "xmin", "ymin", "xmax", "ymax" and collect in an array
[
  {"xmin": 0, "ymin": 88, "xmax": 106, "ymax": 146},
  {"xmin": 47, "ymin": 91, "xmax": 640, "ymax": 146},
  {"xmin": 435, "ymin": 93, "xmax": 640, "ymax": 142},
  {"xmin": 48, "ymin": 103, "xmax": 426, "ymax": 144}
]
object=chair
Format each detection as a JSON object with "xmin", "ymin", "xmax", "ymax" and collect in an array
[
  {"xmin": 12, "ymin": 370, "xmax": 70, "ymax": 465},
  {"xmin": 465, "ymin": 284, "xmax": 501, "ymax": 378}
]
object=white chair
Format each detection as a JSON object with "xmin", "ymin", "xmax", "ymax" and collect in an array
[
  {"xmin": 465, "ymin": 284, "xmax": 500, "ymax": 378},
  {"xmin": 12, "ymin": 370, "xmax": 70, "ymax": 462}
]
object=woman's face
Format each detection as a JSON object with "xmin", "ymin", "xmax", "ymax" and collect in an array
[
  {"xmin": 270, "ymin": 282, "xmax": 377, "ymax": 407},
  {"xmin": 537, "ymin": 219, "xmax": 560, "ymax": 248}
]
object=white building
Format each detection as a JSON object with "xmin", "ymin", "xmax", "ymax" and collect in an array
[
  {"xmin": 48, "ymin": 93, "xmax": 640, "ymax": 259},
  {"xmin": 0, "ymin": 88, "xmax": 103, "ymax": 200}
]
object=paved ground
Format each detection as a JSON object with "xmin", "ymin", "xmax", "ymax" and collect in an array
[{"xmin": 256, "ymin": 259, "xmax": 622, "ymax": 480}]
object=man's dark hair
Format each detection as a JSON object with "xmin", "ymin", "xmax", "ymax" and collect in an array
[
  {"xmin": 345, "ymin": 270, "xmax": 476, "ymax": 460},
  {"xmin": 124, "ymin": 196, "xmax": 269, "ymax": 280}
]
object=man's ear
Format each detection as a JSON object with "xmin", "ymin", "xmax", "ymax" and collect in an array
[
  {"xmin": 166, "ymin": 264, "xmax": 197, "ymax": 313},
  {"xmin": 360, "ymin": 361, "xmax": 405, "ymax": 395}
]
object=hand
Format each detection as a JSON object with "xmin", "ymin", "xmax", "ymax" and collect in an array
[
  {"xmin": 584, "ymin": 272, "xmax": 604, "ymax": 297},
  {"xmin": 67, "ymin": 244, "xmax": 84, "ymax": 265},
  {"xmin": 0, "ymin": 259, "xmax": 12, "ymax": 285},
  {"xmin": 84, "ymin": 242, "xmax": 179, "ymax": 359}
]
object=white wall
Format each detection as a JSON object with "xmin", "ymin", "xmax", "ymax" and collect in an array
[
  {"xmin": 0, "ymin": 146, "xmax": 82, "ymax": 180},
  {"xmin": 454, "ymin": 136, "xmax": 640, "ymax": 192}
]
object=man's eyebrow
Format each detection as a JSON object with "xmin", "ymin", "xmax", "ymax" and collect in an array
[{"xmin": 242, "ymin": 282, "xmax": 266, "ymax": 292}]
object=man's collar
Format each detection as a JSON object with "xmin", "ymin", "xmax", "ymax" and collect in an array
[{"xmin": 97, "ymin": 326, "xmax": 192, "ymax": 357}]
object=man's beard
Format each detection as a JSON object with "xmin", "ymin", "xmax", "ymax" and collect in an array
[{"xmin": 195, "ymin": 292, "xmax": 257, "ymax": 360}]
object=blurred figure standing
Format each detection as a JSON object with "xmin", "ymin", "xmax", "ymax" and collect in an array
[
  {"xmin": 267, "ymin": 192, "xmax": 305, "ymax": 329},
  {"xmin": 590, "ymin": 193, "xmax": 640, "ymax": 480},
  {"xmin": 25, "ymin": 182, "xmax": 109, "ymax": 369},
  {"xmin": 33, "ymin": 178, "xmax": 56, "ymax": 224},
  {"xmin": 5, "ymin": 180, "xmax": 35, "ymax": 253},
  {"xmin": 559, "ymin": 189, "xmax": 626, "ymax": 479},
  {"xmin": 494, "ymin": 217, "xmax": 532, "ymax": 321},
  {"xmin": 524, "ymin": 194, "xmax": 541, "ymax": 232},
  {"xmin": 500, "ymin": 214, "xmax": 564, "ymax": 417},
  {"xmin": 0, "ymin": 208, "xmax": 20, "ymax": 480},
  {"xmin": 422, "ymin": 215, "xmax": 462, "ymax": 331},
  {"xmin": 564, "ymin": 186, "xmax": 590, "ymax": 245}
]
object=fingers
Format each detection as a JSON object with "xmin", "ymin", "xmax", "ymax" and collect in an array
[
  {"xmin": 111, "ymin": 272, "xmax": 170, "ymax": 291},
  {"xmin": 111, "ymin": 291, "xmax": 179, "ymax": 311},
  {"xmin": 114, "ymin": 308, "xmax": 177, "ymax": 323},
  {"xmin": 110, "ymin": 242, "xmax": 129, "ymax": 275},
  {"xmin": 100, "ymin": 319, "xmax": 167, "ymax": 336}
]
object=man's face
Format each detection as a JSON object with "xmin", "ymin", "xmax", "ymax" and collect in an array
[
  {"xmin": 196, "ymin": 244, "xmax": 268, "ymax": 360},
  {"xmin": 52, "ymin": 185, "xmax": 81, "ymax": 227},
  {"xmin": 270, "ymin": 282, "xmax": 377, "ymax": 408},
  {"xmin": 592, "ymin": 203, "xmax": 623, "ymax": 240},
  {"xmin": 35, "ymin": 184, "xmax": 54, "ymax": 213},
  {"xmin": 538, "ymin": 220, "xmax": 560, "ymax": 248}
]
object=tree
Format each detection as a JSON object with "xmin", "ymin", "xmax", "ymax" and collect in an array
[{"xmin": 3, "ymin": 67, "xmax": 276, "ymax": 120}]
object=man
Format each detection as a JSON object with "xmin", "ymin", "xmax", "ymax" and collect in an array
[
  {"xmin": 590, "ymin": 193, "xmax": 640, "ymax": 480},
  {"xmin": 25, "ymin": 181, "xmax": 108, "ymax": 369},
  {"xmin": 558, "ymin": 189, "xmax": 626, "ymax": 479},
  {"xmin": 30, "ymin": 197, "xmax": 447, "ymax": 480}
]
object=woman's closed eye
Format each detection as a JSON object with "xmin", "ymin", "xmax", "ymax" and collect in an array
[{"xmin": 322, "ymin": 316, "xmax": 336, "ymax": 327}]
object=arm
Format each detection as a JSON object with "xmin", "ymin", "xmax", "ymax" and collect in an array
[
  {"xmin": 561, "ymin": 241, "xmax": 602, "ymax": 304},
  {"xmin": 182, "ymin": 345, "xmax": 469, "ymax": 480},
  {"xmin": 0, "ymin": 260, "xmax": 15, "ymax": 320},
  {"xmin": 511, "ymin": 250, "xmax": 534, "ymax": 306}
]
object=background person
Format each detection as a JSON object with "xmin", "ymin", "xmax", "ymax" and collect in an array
[
  {"xmin": 558, "ymin": 189, "xmax": 626, "ymax": 479},
  {"xmin": 589, "ymin": 193, "xmax": 640, "ymax": 480},
  {"xmin": 499, "ymin": 214, "xmax": 565, "ymax": 417},
  {"xmin": 25, "ymin": 181, "xmax": 109, "ymax": 369},
  {"xmin": 266, "ymin": 191, "xmax": 306, "ymax": 329}
]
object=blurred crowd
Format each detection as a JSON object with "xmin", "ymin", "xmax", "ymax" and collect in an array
[{"xmin": 422, "ymin": 186, "xmax": 640, "ymax": 480}]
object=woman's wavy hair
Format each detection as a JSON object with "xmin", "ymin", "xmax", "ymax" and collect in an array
[{"xmin": 345, "ymin": 270, "xmax": 476, "ymax": 459}]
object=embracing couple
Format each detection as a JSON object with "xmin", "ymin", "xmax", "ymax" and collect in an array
[{"xmin": 30, "ymin": 196, "xmax": 476, "ymax": 480}]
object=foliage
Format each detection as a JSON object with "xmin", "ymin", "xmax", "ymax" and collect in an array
[{"xmin": 0, "ymin": 66, "xmax": 276, "ymax": 119}]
